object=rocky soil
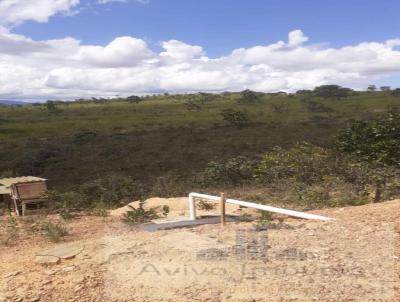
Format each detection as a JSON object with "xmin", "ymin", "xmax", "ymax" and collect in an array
[{"xmin": 0, "ymin": 198, "xmax": 399, "ymax": 301}]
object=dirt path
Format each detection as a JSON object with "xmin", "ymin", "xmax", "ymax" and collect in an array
[{"xmin": 1, "ymin": 199, "xmax": 399, "ymax": 302}]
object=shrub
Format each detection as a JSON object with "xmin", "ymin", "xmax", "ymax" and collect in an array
[
  {"xmin": 199, "ymin": 156, "xmax": 255, "ymax": 186},
  {"xmin": 197, "ymin": 200, "xmax": 216, "ymax": 211},
  {"xmin": 304, "ymin": 100, "xmax": 333, "ymax": 113},
  {"xmin": 238, "ymin": 89, "xmax": 260, "ymax": 104},
  {"xmin": 45, "ymin": 190, "xmax": 84, "ymax": 215},
  {"xmin": 42, "ymin": 221, "xmax": 69, "ymax": 243},
  {"xmin": 79, "ymin": 174, "xmax": 145, "ymax": 207},
  {"xmin": 0, "ymin": 211, "xmax": 18, "ymax": 246},
  {"xmin": 150, "ymin": 173, "xmax": 188, "ymax": 197},
  {"xmin": 162, "ymin": 205, "xmax": 170, "ymax": 217},
  {"xmin": 255, "ymin": 143, "xmax": 333, "ymax": 185},
  {"xmin": 91, "ymin": 201, "xmax": 109, "ymax": 217},
  {"xmin": 336, "ymin": 113, "xmax": 400, "ymax": 201},
  {"xmin": 337, "ymin": 113, "xmax": 400, "ymax": 166},
  {"xmin": 220, "ymin": 109, "xmax": 250, "ymax": 127},
  {"xmin": 271, "ymin": 103, "xmax": 289, "ymax": 114},
  {"xmin": 122, "ymin": 201, "xmax": 159, "ymax": 224},
  {"xmin": 254, "ymin": 211, "xmax": 274, "ymax": 231},
  {"xmin": 184, "ymin": 100, "xmax": 201, "ymax": 111}
]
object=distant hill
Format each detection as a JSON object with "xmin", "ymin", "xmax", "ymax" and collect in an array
[
  {"xmin": 0, "ymin": 90, "xmax": 399, "ymax": 189},
  {"xmin": 0, "ymin": 100, "xmax": 26, "ymax": 106}
]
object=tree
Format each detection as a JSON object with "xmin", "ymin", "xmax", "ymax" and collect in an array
[
  {"xmin": 239, "ymin": 89, "xmax": 259, "ymax": 103},
  {"xmin": 45, "ymin": 101, "xmax": 56, "ymax": 111},
  {"xmin": 380, "ymin": 86, "xmax": 391, "ymax": 91},
  {"xmin": 313, "ymin": 85, "xmax": 353, "ymax": 99},
  {"xmin": 367, "ymin": 85, "xmax": 377, "ymax": 92},
  {"xmin": 126, "ymin": 95, "xmax": 142, "ymax": 104},
  {"xmin": 336, "ymin": 113, "xmax": 400, "ymax": 201},
  {"xmin": 45, "ymin": 100, "xmax": 61, "ymax": 113},
  {"xmin": 391, "ymin": 88, "xmax": 400, "ymax": 96}
]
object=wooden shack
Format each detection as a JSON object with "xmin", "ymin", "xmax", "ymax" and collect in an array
[{"xmin": 0, "ymin": 176, "xmax": 47, "ymax": 215}]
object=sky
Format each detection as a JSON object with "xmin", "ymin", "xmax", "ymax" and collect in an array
[{"xmin": 0, "ymin": 0, "xmax": 400, "ymax": 101}]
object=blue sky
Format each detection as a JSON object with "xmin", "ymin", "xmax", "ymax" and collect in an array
[
  {"xmin": 1, "ymin": 0, "xmax": 400, "ymax": 100},
  {"xmin": 13, "ymin": 0, "xmax": 400, "ymax": 57}
]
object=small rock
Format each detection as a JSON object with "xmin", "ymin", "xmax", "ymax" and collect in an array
[
  {"xmin": 4, "ymin": 271, "xmax": 22, "ymax": 278},
  {"xmin": 41, "ymin": 280, "xmax": 52, "ymax": 286},
  {"xmin": 62, "ymin": 265, "xmax": 76, "ymax": 272},
  {"xmin": 35, "ymin": 255, "xmax": 60, "ymax": 265},
  {"xmin": 45, "ymin": 269, "xmax": 59, "ymax": 275}
]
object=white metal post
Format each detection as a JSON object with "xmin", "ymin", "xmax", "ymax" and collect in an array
[{"xmin": 188, "ymin": 193, "xmax": 196, "ymax": 220}]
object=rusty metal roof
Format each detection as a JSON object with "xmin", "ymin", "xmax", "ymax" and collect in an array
[{"xmin": 0, "ymin": 176, "xmax": 47, "ymax": 188}]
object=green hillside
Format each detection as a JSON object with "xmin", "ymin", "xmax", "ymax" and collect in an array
[{"xmin": 0, "ymin": 89, "xmax": 399, "ymax": 195}]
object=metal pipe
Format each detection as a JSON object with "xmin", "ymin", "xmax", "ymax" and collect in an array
[{"xmin": 188, "ymin": 192, "xmax": 333, "ymax": 221}]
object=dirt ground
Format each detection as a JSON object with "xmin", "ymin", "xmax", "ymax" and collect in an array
[{"xmin": 0, "ymin": 198, "xmax": 399, "ymax": 302}]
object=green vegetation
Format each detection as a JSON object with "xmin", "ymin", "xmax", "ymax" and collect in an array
[
  {"xmin": 0, "ymin": 87, "xmax": 400, "ymax": 211},
  {"xmin": 0, "ymin": 211, "xmax": 18, "ymax": 246},
  {"xmin": 122, "ymin": 201, "xmax": 159, "ymax": 224},
  {"xmin": 41, "ymin": 221, "xmax": 69, "ymax": 243}
]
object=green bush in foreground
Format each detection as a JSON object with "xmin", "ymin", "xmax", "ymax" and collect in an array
[
  {"xmin": 122, "ymin": 201, "xmax": 159, "ymax": 225},
  {"xmin": 42, "ymin": 221, "xmax": 69, "ymax": 243}
]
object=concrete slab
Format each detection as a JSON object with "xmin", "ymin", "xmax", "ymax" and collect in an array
[{"xmin": 143, "ymin": 215, "xmax": 240, "ymax": 232}]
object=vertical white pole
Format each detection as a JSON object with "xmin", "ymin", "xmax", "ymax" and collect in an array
[{"xmin": 189, "ymin": 193, "xmax": 196, "ymax": 220}]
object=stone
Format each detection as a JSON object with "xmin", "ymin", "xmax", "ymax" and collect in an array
[
  {"xmin": 35, "ymin": 242, "xmax": 84, "ymax": 263},
  {"xmin": 62, "ymin": 265, "xmax": 76, "ymax": 272},
  {"xmin": 35, "ymin": 255, "xmax": 61, "ymax": 265}
]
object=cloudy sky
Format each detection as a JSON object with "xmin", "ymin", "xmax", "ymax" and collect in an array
[{"xmin": 1, "ymin": 0, "xmax": 400, "ymax": 101}]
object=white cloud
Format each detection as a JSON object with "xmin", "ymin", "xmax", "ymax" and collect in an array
[
  {"xmin": 288, "ymin": 29, "xmax": 309, "ymax": 47},
  {"xmin": 0, "ymin": 0, "xmax": 80, "ymax": 26},
  {"xmin": 1, "ymin": 28, "xmax": 400, "ymax": 100},
  {"xmin": 160, "ymin": 40, "xmax": 205, "ymax": 62}
]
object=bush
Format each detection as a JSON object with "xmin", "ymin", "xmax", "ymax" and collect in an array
[
  {"xmin": 42, "ymin": 221, "xmax": 69, "ymax": 243},
  {"xmin": 184, "ymin": 100, "xmax": 201, "ymax": 111},
  {"xmin": 197, "ymin": 200, "xmax": 216, "ymax": 211},
  {"xmin": 0, "ymin": 211, "xmax": 18, "ymax": 246},
  {"xmin": 91, "ymin": 201, "xmax": 109, "ymax": 217},
  {"xmin": 79, "ymin": 174, "xmax": 145, "ymax": 207},
  {"xmin": 199, "ymin": 156, "xmax": 255, "ymax": 186},
  {"xmin": 150, "ymin": 173, "xmax": 188, "ymax": 197},
  {"xmin": 337, "ymin": 113, "xmax": 400, "ymax": 166},
  {"xmin": 255, "ymin": 143, "xmax": 333, "ymax": 185},
  {"xmin": 304, "ymin": 100, "xmax": 333, "ymax": 113},
  {"xmin": 162, "ymin": 205, "xmax": 170, "ymax": 217},
  {"xmin": 45, "ymin": 174, "xmax": 145, "ymax": 213},
  {"xmin": 336, "ymin": 113, "xmax": 400, "ymax": 201},
  {"xmin": 271, "ymin": 103, "xmax": 289, "ymax": 114},
  {"xmin": 122, "ymin": 201, "xmax": 159, "ymax": 224},
  {"xmin": 45, "ymin": 190, "xmax": 84, "ymax": 216},
  {"xmin": 238, "ymin": 89, "xmax": 260, "ymax": 104},
  {"xmin": 220, "ymin": 109, "xmax": 250, "ymax": 127}
]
